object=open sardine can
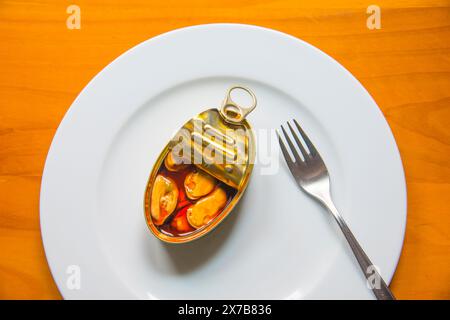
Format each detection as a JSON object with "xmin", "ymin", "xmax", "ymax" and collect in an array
[{"xmin": 144, "ymin": 86, "xmax": 257, "ymax": 243}]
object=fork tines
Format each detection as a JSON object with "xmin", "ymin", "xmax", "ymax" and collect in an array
[{"xmin": 277, "ymin": 119, "xmax": 317, "ymax": 164}]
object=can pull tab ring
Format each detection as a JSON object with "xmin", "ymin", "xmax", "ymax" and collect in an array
[{"xmin": 220, "ymin": 86, "xmax": 257, "ymax": 124}]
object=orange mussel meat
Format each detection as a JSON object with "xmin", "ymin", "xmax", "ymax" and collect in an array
[{"xmin": 149, "ymin": 151, "xmax": 237, "ymax": 237}]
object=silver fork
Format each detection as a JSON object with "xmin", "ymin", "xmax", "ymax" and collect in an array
[{"xmin": 278, "ymin": 119, "xmax": 395, "ymax": 300}]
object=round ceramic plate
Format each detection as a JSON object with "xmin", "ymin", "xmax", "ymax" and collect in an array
[{"xmin": 40, "ymin": 24, "xmax": 406, "ymax": 299}]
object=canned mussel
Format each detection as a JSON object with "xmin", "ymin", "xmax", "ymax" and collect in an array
[{"xmin": 144, "ymin": 86, "xmax": 257, "ymax": 243}]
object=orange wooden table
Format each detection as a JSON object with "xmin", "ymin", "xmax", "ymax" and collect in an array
[{"xmin": 0, "ymin": 0, "xmax": 449, "ymax": 299}]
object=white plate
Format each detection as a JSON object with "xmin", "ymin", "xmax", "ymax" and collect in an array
[{"xmin": 40, "ymin": 24, "xmax": 406, "ymax": 299}]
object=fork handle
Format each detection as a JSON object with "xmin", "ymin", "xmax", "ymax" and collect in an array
[{"xmin": 323, "ymin": 197, "xmax": 396, "ymax": 300}]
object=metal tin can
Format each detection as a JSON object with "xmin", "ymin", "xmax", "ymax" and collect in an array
[{"xmin": 144, "ymin": 86, "xmax": 257, "ymax": 243}]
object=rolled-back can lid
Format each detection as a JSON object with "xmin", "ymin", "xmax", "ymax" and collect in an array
[{"xmin": 168, "ymin": 86, "xmax": 257, "ymax": 189}]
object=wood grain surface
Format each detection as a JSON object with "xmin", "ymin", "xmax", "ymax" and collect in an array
[{"xmin": 0, "ymin": 0, "xmax": 449, "ymax": 299}]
